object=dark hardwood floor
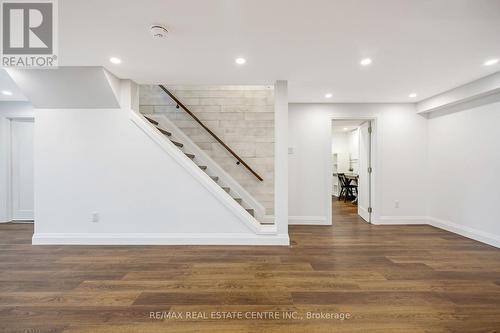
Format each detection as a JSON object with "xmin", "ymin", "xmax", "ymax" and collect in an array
[{"xmin": 1, "ymin": 200, "xmax": 500, "ymax": 332}]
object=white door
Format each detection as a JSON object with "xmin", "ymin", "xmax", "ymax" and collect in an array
[
  {"xmin": 11, "ymin": 119, "xmax": 34, "ymax": 221},
  {"xmin": 358, "ymin": 121, "xmax": 372, "ymax": 222}
]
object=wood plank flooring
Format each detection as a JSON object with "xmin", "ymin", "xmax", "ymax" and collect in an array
[{"xmin": 1, "ymin": 200, "xmax": 499, "ymax": 332}]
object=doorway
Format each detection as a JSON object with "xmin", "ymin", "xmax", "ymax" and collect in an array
[
  {"xmin": 331, "ymin": 119, "xmax": 374, "ymax": 223},
  {"xmin": 8, "ymin": 118, "xmax": 34, "ymax": 221}
]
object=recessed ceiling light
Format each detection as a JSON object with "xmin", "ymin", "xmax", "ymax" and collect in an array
[
  {"xmin": 360, "ymin": 58, "xmax": 372, "ymax": 66},
  {"xmin": 1, "ymin": 90, "xmax": 13, "ymax": 96},
  {"xmin": 235, "ymin": 57, "xmax": 246, "ymax": 65},
  {"xmin": 325, "ymin": 93, "xmax": 333, "ymax": 98},
  {"xmin": 484, "ymin": 58, "xmax": 499, "ymax": 66},
  {"xmin": 408, "ymin": 93, "xmax": 417, "ymax": 98},
  {"xmin": 109, "ymin": 57, "xmax": 121, "ymax": 64},
  {"xmin": 343, "ymin": 127, "xmax": 348, "ymax": 131}
]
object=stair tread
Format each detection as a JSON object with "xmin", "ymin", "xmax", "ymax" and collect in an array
[
  {"xmin": 221, "ymin": 187, "xmax": 230, "ymax": 193},
  {"xmin": 199, "ymin": 166, "xmax": 207, "ymax": 170},
  {"xmin": 170, "ymin": 139, "xmax": 183, "ymax": 148},
  {"xmin": 144, "ymin": 116, "xmax": 159, "ymax": 125},
  {"xmin": 156, "ymin": 127, "xmax": 172, "ymax": 136},
  {"xmin": 185, "ymin": 153, "xmax": 195, "ymax": 159},
  {"xmin": 210, "ymin": 176, "xmax": 219, "ymax": 182}
]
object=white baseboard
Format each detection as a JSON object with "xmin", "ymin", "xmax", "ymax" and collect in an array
[
  {"xmin": 373, "ymin": 215, "xmax": 500, "ymax": 248},
  {"xmin": 373, "ymin": 216, "xmax": 428, "ymax": 225},
  {"xmin": 32, "ymin": 233, "xmax": 290, "ymax": 246},
  {"xmin": 428, "ymin": 217, "xmax": 500, "ymax": 248},
  {"xmin": 30, "ymin": 220, "xmax": 500, "ymax": 248},
  {"xmin": 288, "ymin": 216, "xmax": 330, "ymax": 225}
]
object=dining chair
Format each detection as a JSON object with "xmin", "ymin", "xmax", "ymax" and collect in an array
[
  {"xmin": 339, "ymin": 174, "xmax": 358, "ymax": 203},
  {"xmin": 337, "ymin": 173, "xmax": 347, "ymax": 201}
]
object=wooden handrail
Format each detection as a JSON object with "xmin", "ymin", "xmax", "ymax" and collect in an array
[{"xmin": 158, "ymin": 85, "xmax": 264, "ymax": 182}]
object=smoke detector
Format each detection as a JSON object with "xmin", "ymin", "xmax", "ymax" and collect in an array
[{"xmin": 150, "ymin": 24, "xmax": 168, "ymax": 39}]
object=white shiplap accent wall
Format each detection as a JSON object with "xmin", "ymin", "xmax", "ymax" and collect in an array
[{"xmin": 139, "ymin": 85, "xmax": 275, "ymax": 214}]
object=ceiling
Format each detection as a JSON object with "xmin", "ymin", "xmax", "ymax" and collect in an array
[{"xmin": 2, "ymin": 0, "xmax": 500, "ymax": 103}]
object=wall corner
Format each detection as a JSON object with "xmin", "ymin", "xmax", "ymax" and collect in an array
[{"xmin": 274, "ymin": 80, "xmax": 289, "ymax": 240}]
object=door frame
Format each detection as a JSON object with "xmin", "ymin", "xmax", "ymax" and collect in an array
[
  {"xmin": 0, "ymin": 115, "xmax": 35, "ymax": 223},
  {"xmin": 329, "ymin": 116, "xmax": 378, "ymax": 225}
]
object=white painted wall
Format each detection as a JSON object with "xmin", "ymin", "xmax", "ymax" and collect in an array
[
  {"xmin": 331, "ymin": 132, "xmax": 349, "ymax": 154},
  {"xmin": 427, "ymin": 100, "xmax": 500, "ymax": 247},
  {"xmin": 348, "ymin": 129, "xmax": 360, "ymax": 162},
  {"xmin": 289, "ymin": 103, "xmax": 428, "ymax": 225},
  {"xmin": 0, "ymin": 101, "xmax": 33, "ymax": 116},
  {"xmin": 7, "ymin": 67, "xmax": 119, "ymax": 109},
  {"xmin": 332, "ymin": 129, "xmax": 359, "ymax": 173},
  {"xmin": 33, "ymin": 103, "xmax": 288, "ymax": 244},
  {"xmin": 33, "ymin": 108, "xmax": 242, "ymax": 232}
]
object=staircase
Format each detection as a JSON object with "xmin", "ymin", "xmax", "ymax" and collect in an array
[{"xmin": 142, "ymin": 115, "xmax": 272, "ymax": 225}]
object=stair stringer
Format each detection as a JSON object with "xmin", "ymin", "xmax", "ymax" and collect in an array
[
  {"xmin": 129, "ymin": 109, "xmax": 276, "ymax": 235},
  {"xmin": 145, "ymin": 113, "xmax": 266, "ymax": 222}
]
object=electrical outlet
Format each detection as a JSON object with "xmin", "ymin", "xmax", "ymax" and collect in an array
[
  {"xmin": 91, "ymin": 212, "xmax": 100, "ymax": 223},
  {"xmin": 394, "ymin": 201, "xmax": 399, "ymax": 209}
]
